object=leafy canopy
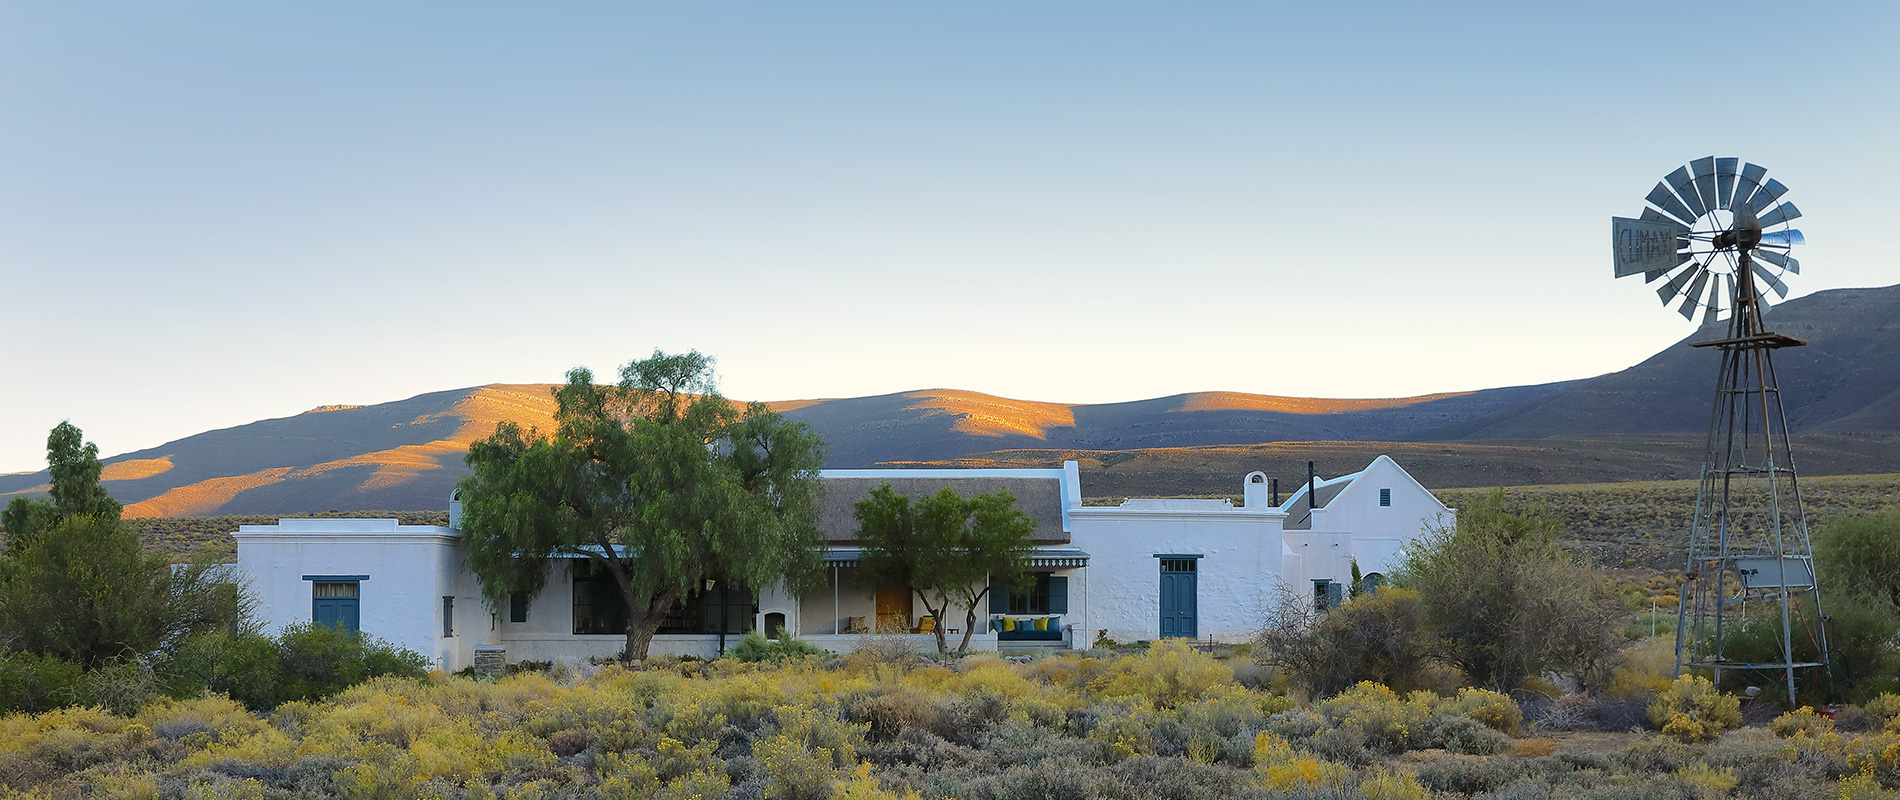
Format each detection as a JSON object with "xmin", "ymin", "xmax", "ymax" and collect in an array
[
  {"xmin": 0, "ymin": 423, "xmax": 246, "ymax": 670},
  {"xmin": 2, "ymin": 420, "xmax": 123, "ymax": 551},
  {"xmin": 1394, "ymin": 489, "xmax": 1625, "ymax": 692},
  {"xmin": 853, "ymin": 483, "xmax": 1036, "ymax": 653},
  {"xmin": 457, "ymin": 350, "xmax": 828, "ymax": 659}
]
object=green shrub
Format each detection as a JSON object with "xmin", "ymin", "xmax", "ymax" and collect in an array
[
  {"xmin": 1864, "ymin": 693, "xmax": 1900, "ymax": 728},
  {"xmin": 726, "ymin": 630, "xmax": 828, "ymax": 663},
  {"xmin": 1314, "ymin": 682, "xmax": 1431, "ymax": 753},
  {"xmin": 164, "ymin": 623, "xmax": 428, "ymax": 711},
  {"xmin": 1439, "ymin": 686, "xmax": 1523, "ymax": 735},
  {"xmin": 276, "ymin": 622, "xmax": 429, "ymax": 706},
  {"xmin": 0, "ymin": 651, "xmax": 87, "ymax": 713},
  {"xmin": 1768, "ymin": 706, "xmax": 1836, "ymax": 738},
  {"xmin": 1647, "ymin": 675, "xmax": 1742, "ymax": 741},
  {"xmin": 1420, "ymin": 714, "xmax": 1512, "ymax": 755},
  {"xmin": 1411, "ymin": 752, "xmax": 1527, "ymax": 795}
]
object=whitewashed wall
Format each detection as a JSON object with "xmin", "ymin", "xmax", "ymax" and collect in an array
[
  {"xmin": 232, "ymin": 519, "xmax": 460, "ymax": 670},
  {"xmin": 1306, "ymin": 456, "xmax": 1449, "ymax": 578},
  {"xmin": 1068, "ymin": 497, "xmax": 1285, "ymax": 645}
]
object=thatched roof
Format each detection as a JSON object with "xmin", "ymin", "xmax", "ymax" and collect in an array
[{"xmin": 818, "ymin": 476, "xmax": 1069, "ymax": 544}]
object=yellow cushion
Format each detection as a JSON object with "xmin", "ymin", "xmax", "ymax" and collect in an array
[
  {"xmin": 1035, "ymin": 617, "xmax": 1049, "ymax": 631},
  {"xmin": 1001, "ymin": 617, "xmax": 1015, "ymax": 632}
]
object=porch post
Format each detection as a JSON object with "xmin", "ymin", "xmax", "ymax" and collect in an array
[{"xmin": 832, "ymin": 564, "xmax": 840, "ymax": 635}]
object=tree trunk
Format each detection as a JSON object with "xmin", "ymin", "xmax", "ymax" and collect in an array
[
  {"xmin": 619, "ymin": 585, "xmax": 680, "ymax": 662},
  {"xmin": 916, "ymin": 589, "xmax": 949, "ymax": 654},
  {"xmin": 623, "ymin": 616, "xmax": 658, "ymax": 663},
  {"xmin": 957, "ymin": 587, "xmax": 990, "ymax": 654}
]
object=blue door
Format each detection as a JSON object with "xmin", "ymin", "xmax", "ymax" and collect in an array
[
  {"xmin": 313, "ymin": 581, "xmax": 361, "ymax": 632},
  {"xmin": 1158, "ymin": 559, "xmax": 1197, "ymax": 638}
]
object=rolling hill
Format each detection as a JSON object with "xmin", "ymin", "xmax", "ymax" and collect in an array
[{"xmin": 4, "ymin": 284, "xmax": 1898, "ymax": 517}]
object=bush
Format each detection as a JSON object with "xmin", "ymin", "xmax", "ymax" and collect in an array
[
  {"xmin": 1313, "ymin": 682, "xmax": 1431, "ymax": 753},
  {"xmin": 1439, "ymin": 687, "xmax": 1523, "ymax": 736},
  {"xmin": 0, "ymin": 652, "xmax": 88, "ymax": 713},
  {"xmin": 1395, "ymin": 491, "xmax": 1628, "ymax": 691},
  {"xmin": 275, "ymin": 622, "xmax": 429, "ymax": 707},
  {"xmin": 1648, "ymin": 675, "xmax": 1742, "ymax": 741},
  {"xmin": 1863, "ymin": 693, "xmax": 1900, "ymax": 729},
  {"xmin": 1421, "ymin": 714, "xmax": 1512, "ymax": 755},
  {"xmin": 1253, "ymin": 586, "xmax": 1436, "ymax": 697},
  {"xmin": 1252, "ymin": 731, "xmax": 1351, "ymax": 793},
  {"xmin": 727, "ymin": 630, "xmax": 827, "ymax": 663},
  {"xmin": 1092, "ymin": 639, "xmax": 1234, "ymax": 709},
  {"xmin": 1769, "ymin": 706, "xmax": 1836, "ymax": 739}
]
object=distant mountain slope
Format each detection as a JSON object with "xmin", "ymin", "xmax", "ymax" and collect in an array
[
  {"xmin": 3, "ymin": 284, "xmax": 1896, "ymax": 517},
  {"xmin": 0, "ymin": 384, "xmax": 560, "ymax": 517},
  {"xmin": 770, "ymin": 383, "xmax": 1577, "ymax": 467},
  {"xmin": 0, "ymin": 383, "xmax": 1571, "ymax": 517},
  {"xmin": 1414, "ymin": 284, "xmax": 1900, "ymax": 440}
]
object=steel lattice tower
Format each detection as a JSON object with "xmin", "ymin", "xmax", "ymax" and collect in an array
[{"xmin": 1673, "ymin": 248, "xmax": 1829, "ymax": 705}]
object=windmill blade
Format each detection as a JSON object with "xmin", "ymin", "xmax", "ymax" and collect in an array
[
  {"xmin": 1678, "ymin": 268, "xmax": 1713, "ymax": 320},
  {"xmin": 1638, "ymin": 206, "xmax": 1691, "ymax": 233},
  {"xmin": 1759, "ymin": 229, "xmax": 1805, "ymax": 247},
  {"xmin": 1667, "ymin": 166, "xmax": 1709, "ymax": 219},
  {"xmin": 1703, "ymin": 274, "xmax": 1728, "ymax": 325},
  {"xmin": 1753, "ymin": 261, "xmax": 1791, "ymax": 298},
  {"xmin": 1736, "ymin": 162, "xmax": 1769, "ymax": 207},
  {"xmin": 1647, "ymin": 182, "xmax": 1699, "ymax": 226},
  {"xmin": 1646, "ymin": 249, "xmax": 1696, "ymax": 283},
  {"xmin": 1714, "ymin": 157, "xmax": 1739, "ymax": 209},
  {"xmin": 1757, "ymin": 248, "xmax": 1800, "ymax": 274},
  {"xmin": 1757, "ymin": 202, "xmax": 1802, "ymax": 229},
  {"xmin": 1656, "ymin": 262, "xmax": 1704, "ymax": 305},
  {"xmin": 1692, "ymin": 157, "xmax": 1720, "ymax": 215},
  {"xmin": 1748, "ymin": 178, "xmax": 1790, "ymax": 214}
]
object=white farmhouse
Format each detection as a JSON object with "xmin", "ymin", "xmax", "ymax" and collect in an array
[{"xmin": 232, "ymin": 456, "xmax": 1450, "ymax": 671}]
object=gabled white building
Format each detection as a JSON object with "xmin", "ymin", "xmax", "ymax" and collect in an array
[{"xmin": 232, "ymin": 456, "xmax": 1450, "ymax": 670}]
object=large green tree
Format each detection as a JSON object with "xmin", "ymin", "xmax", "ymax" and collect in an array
[
  {"xmin": 1394, "ymin": 490, "xmax": 1625, "ymax": 692},
  {"xmin": 853, "ymin": 484, "xmax": 1036, "ymax": 654},
  {"xmin": 0, "ymin": 423, "xmax": 245, "ymax": 668},
  {"xmin": 456, "ymin": 351, "xmax": 829, "ymax": 660}
]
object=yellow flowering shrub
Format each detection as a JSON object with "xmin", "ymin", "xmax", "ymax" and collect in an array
[
  {"xmin": 1648, "ymin": 676, "xmax": 1742, "ymax": 740},
  {"xmin": 1439, "ymin": 687, "xmax": 1522, "ymax": 735},
  {"xmin": 1251, "ymin": 731, "xmax": 1350, "ymax": 791},
  {"xmin": 1675, "ymin": 762, "xmax": 1739, "ymax": 799},
  {"xmin": 1844, "ymin": 732, "xmax": 1900, "ymax": 787},
  {"xmin": 1090, "ymin": 640, "xmax": 1234, "ymax": 708},
  {"xmin": 1772, "ymin": 706, "xmax": 1838, "ymax": 739},
  {"xmin": 1359, "ymin": 768, "xmax": 1432, "ymax": 800},
  {"xmin": 832, "ymin": 763, "xmax": 925, "ymax": 800},
  {"xmin": 1838, "ymin": 770, "xmax": 1899, "ymax": 800},
  {"xmin": 1315, "ymin": 681, "xmax": 1431, "ymax": 752}
]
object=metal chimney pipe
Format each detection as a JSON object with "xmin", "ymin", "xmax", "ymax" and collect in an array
[
  {"xmin": 1307, "ymin": 462, "xmax": 1316, "ymax": 510},
  {"xmin": 1269, "ymin": 478, "xmax": 1279, "ymax": 507}
]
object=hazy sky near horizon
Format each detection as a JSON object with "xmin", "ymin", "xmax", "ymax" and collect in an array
[{"xmin": 3, "ymin": 3, "xmax": 1897, "ymax": 472}]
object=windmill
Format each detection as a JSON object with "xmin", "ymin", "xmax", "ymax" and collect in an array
[{"xmin": 1611, "ymin": 156, "xmax": 1827, "ymax": 706}]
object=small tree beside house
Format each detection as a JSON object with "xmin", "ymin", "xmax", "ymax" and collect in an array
[{"xmin": 853, "ymin": 483, "xmax": 1037, "ymax": 654}]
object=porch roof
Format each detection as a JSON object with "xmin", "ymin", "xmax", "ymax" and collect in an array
[{"xmin": 821, "ymin": 547, "xmax": 1090, "ymax": 569}]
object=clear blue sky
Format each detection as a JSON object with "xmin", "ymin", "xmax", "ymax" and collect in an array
[{"xmin": 3, "ymin": 2, "xmax": 1896, "ymax": 472}]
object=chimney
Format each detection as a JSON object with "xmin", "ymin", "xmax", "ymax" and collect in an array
[
  {"xmin": 1269, "ymin": 478, "xmax": 1279, "ymax": 507},
  {"xmin": 1307, "ymin": 462, "xmax": 1316, "ymax": 510}
]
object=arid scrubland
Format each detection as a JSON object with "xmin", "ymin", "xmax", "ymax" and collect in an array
[{"xmin": 2, "ymin": 642, "xmax": 1899, "ymax": 799}]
